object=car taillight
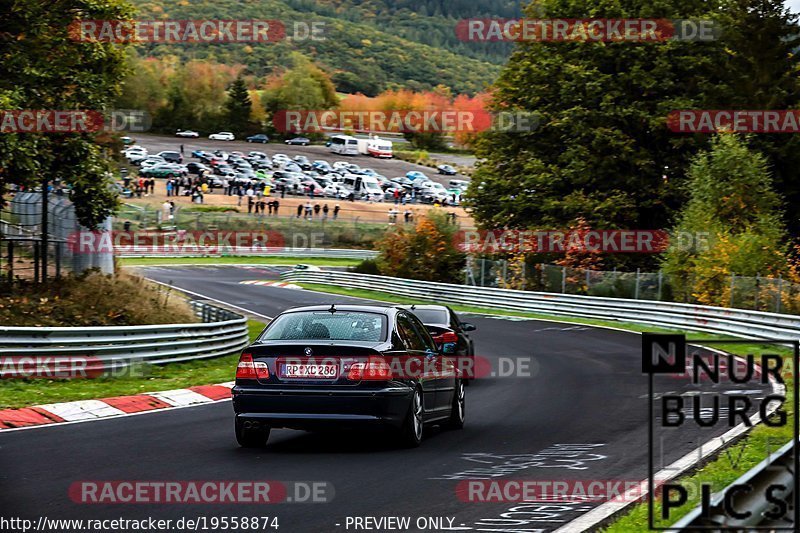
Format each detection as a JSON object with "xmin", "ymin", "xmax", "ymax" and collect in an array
[
  {"xmin": 348, "ymin": 357, "xmax": 393, "ymax": 381},
  {"xmin": 433, "ymin": 331, "xmax": 459, "ymax": 344},
  {"xmin": 254, "ymin": 361, "xmax": 270, "ymax": 379},
  {"xmin": 236, "ymin": 353, "xmax": 258, "ymax": 379}
]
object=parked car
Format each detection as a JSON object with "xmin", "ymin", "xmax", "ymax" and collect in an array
[
  {"xmin": 437, "ymin": 164, "xmax": 458, "ymax": 176},
  {"xmin": 406, "ymin": 171, "xmax": 429, "ymax": 181},
  {"xmin": 186, "ymin": 162, "xmax": 211, "ymax": 175},
  {"xmin": 140, "ymin": 163, "xmax": 186, "ymax": 178},
  {"xmin": 293, "ymin": 155, "xmax": 312, "ymax": 170},
  {"xmin": 232, "ymin": 305, "xmax": 465, "ymax": 447},
  {"xmin": 120, "ymin": 136, "xmax": 136, "ymax": 145},
  {"xmin": 176, "ymin": 130, "xmax": 200, "ymax": 138},
  {"xmin": 312, "ymin": 160, "xmax": 333, "ymax": 173},
  {"xmin": 137, "ymin": 156, "xmax": 166, "ymax": 168},
  {"xmin": 156, "ymin": 151, "xmax": 183, "ymax": 164},
  {"xmin": 285, "ymin": 136, "xmax": 310, "ymax": 146},
  {"xmin": 247, "ymin": 134, "xmax": 269, "ymax": 144},
  {"xmin": 209, "ymin": 132, "xmax": 235, "ymax": 141}
]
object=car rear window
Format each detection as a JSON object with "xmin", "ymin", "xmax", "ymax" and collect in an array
[
  {"xmin": 261, "ymin": 311, "xmax": 387, "ymax": 342},
  {"xmin": 410, "ymin": 309, "xmax": 449, "ymax": 324}
]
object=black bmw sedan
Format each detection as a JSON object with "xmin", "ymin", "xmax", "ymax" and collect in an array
[{"xmin": 232, "ymin": 305, "xmax": 465, "ymax": 448}]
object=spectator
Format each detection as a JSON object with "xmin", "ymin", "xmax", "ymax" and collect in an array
[
  {"xmin": 267, "ymin": 201, "xmax": 274, "ymax": 216},
  {"xmin": 297, "ymin": 203, "xmax": 303, "ymax": 218},
  {"xmin": 322, "ymin": 203, "xmax": 329, "ymax": 221},
  {"xmin": 309, "ymin": 183, "xmax": 316, "ymax": 199},
  {"xmin": 166, "ymin": 180, "xmax": 173, "ymax": 197},
  {"xmin": 180, "ymin": 144, "xmax": 184, "ymax": 155},
  {"xmin": 393, "ymin": 189, "xmax": 400, "ymax": 205},
  {"xmin": 314, "ymin": 204, "xmax": 321, "ymax": 218},
  {"xmin": 333, "ymin": 204, "xmax": 340, "ymax": 220},
  {"xmin": 248, "ymin": 196, "xmax": 254, "ymax": 214},
  {"xmin": 305, "ymin": 201, "xmax": 313, "ymax": 220},
  {"xmin": 404, "ymin": 209, "xmax": 411, "ymax": 224},
  {"xmin": 273, "ymin": 200, "xmax": 279, "ymax": 216}
]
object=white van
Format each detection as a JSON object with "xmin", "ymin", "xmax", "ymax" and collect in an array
[
  {"xmin": 343, "ymin": 174, "xmax": 383, "ymax": 201},
  {"xmin": 329, "ymin": 135, "xmax": 359, "ymax": 156},
  {"xmin": 357, "ymin": 137, "xmax": 393, "ymax": 158}
]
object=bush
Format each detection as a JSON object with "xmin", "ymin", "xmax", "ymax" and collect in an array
[
  {"xmin": 351, "ymin": 259, "xmax": 381, "ymax": 275},
  {"xmin": 0, "ymin": 271, "xmax": 197, "ymax": 327},
  {"xmin": 375, "ymin": 210, "xmax": 465, "ymax": 283}
]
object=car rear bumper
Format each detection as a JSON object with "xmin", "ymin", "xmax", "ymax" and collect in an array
[{"xmin": 232, "ymin": 384, "xmax": 414, "ymax": 430}]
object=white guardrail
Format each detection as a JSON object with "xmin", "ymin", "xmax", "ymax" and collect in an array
[
  {"xmin": 0, "ymin": 301, "xmax": 249, "ymax": 368},
  {"xmin": 117, "ymin": 247, "xmax": 378, "ymax": 259},
  {"xmin": 280, "ymin": 270, "xmax": 800, "ymax": 341}
]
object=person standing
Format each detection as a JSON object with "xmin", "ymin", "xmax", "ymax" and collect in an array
[
  {"xmin": 296, "ymin": 203, "xmax": 303, "ymax": 218},
  {"xmin": 322, "ymin": 203, "xmax": 329, "ymax": 221},
  {"xmin": 180, "ymin": 144, "xmax": 184, "ymax": 155},
  {"xmin": 305, "ymin": 201, "xmax": 313, "ymax": 220},
  {"xmin": 268, "ymin": 201, "xmax": 274, "ymax": 216},
  {"xmin": 166, "ymin": 179, "xmax": 173, "ymax": 197},
  {"xmin": 333, "ymin": 204, "xmax": 340, "ymax": 220},
  {"xmin": 314, "ymin": 203, "xmax": 321, "ymax": 218},
  {"xmin": 273, "ymin": 199, "xmax": 279, "ymax": 216}
]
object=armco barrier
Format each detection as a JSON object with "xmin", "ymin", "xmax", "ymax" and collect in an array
[
  {"xmin": 0, "ymin": 301, "xmax": 249, "ymax": 367},
  {"xmin": 280, "ymin": 270, "xmax": 800, "ymax": 341},
  {"xmin": 117, "ymin": 247, "xmax": 378, "ymax": 259}
]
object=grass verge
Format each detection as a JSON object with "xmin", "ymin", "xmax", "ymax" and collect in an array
[
  {"xmin": 297, "ymin": 282, "xmax": 795, "ymax": 531},
  {"xmin": 0, "ymin": 320, "xmax": 266, "ymax": 410},
  {"xmin": 120, "ymin": 256, "xmax": 363, "ymax": 267}
]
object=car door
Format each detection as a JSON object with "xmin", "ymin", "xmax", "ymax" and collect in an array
[
  {"xmin": 395, "ymin": 313, "xmax": 437, "ymax": 417},
  {"xmin": 407, "ymin": 313, "xmax": 456, "ymax": 414}
]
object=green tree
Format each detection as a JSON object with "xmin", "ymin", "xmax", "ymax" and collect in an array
[
  {"xmin": 0, "ymin": 0, "xmax": 133, "ymax": 227},
  {"xmin": 467, "ymin": 0, "xmax": 800, "ymax": 241},
  {"xmin": 662, "ymin": 134, "xmax": 788, "ymax": 304},
  {"xmin": 225, "ymin": 76, "xmax": 256, "ymax": 135},
  {"xmin": 264, "ymin": 53, "xmax": 338, "ymax": 113}
]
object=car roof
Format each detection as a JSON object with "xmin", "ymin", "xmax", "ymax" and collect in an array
[
  {"xmin": 281, "ymin": 304, "xmax": 400, "ymax": 316},
  {"xmin": 401, "ymin": 304, "xmax": 449, "ymax": 312}
]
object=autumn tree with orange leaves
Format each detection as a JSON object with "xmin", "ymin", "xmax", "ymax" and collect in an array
[{"xmin": 376, "ymin": 211, "xmax": 465, "ymax": 283}]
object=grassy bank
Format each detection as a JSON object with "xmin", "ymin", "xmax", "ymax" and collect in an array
[
  {"xmin": 0, "ymin": 320, "xmax": 266, "ymax": 410},
  {"xmin": 296, "ymin": 282, "xmax": 794, "ymax": 531}
]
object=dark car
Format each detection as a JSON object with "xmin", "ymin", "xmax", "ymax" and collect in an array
[
  {"xmin": 437, "ymin": 164, "xmax": 458, "ymax": 175},
  {"xmin": 404, "ymin": 305, "xmax": 476, "ymax": 377},
  {"xmin": 186, "ymin": 162, "xmax": 210, "ymax": 175},
  {"xmin": 247, "ymin": 134, "xmax": 269, "ymax": 144},
  {"xmin": 232, "ymin": 305, "xmax": 465, "ymax": 448},
  {"xmin": 156, "ymin": 151, "xmax": 183, "ymax": 164},
  {"xmin": 285, "ymin": 136, "xmax": 310, "ymax": 146}
]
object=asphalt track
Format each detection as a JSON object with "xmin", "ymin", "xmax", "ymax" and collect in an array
[{"xmin": 0, "ymin": 266, "xmax": 776, "ymax": 532}]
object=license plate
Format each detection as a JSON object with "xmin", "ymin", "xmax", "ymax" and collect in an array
[{"xmin": 281, "ymin": 363, "xmax": 338, "ymax": 379}]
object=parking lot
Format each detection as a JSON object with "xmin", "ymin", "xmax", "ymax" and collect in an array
[{"xmin": 131, "ymin": 133, "xmax": 468, "ymax": 188}]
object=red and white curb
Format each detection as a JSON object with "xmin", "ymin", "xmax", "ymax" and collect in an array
[
  {"xmin": 0, "ymin": 381, "xmax": 235, "ymax": 431},
  {"xmin": 240, "ymin": 280, "xmax": 303, "ymax": 290}
]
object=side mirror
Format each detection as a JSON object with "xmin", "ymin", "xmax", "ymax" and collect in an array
[
  {"xmin": 462, "ymin": 323, "xmax": 476, "ymax": 332},
  {"xmin": 442, "ymin": 342, "xmax": 457, "ymax": 354}
]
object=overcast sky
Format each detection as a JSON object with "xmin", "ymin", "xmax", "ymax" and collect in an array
[{"xmin": 789, "ymin": 0, "xmax": 800, "ymax": 13}]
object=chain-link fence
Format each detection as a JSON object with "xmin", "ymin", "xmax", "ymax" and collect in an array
[
  {"xmin": 0, "ymin": 193, "xmax": 113, "ymax": 285},
  {"xmin": 465, "ymin": 258, "xmax": 800, "ymax": 314}
]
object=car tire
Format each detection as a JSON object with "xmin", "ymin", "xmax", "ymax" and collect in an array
[
  {"xmin": 235, "ymin": 418, "xmax": 270, "ymax": 448},
  {"xmin": 399, "ymin": 387, "xmax": 423, "ymax": 448},
  {"xmin": 445, "ymin": 380, "xmax": 465, "ymax": 429}
]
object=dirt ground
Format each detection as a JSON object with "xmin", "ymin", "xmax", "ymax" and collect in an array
[{"xmin": 124, "ymin": 182, "xmax": 474, "ymax": 226}]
